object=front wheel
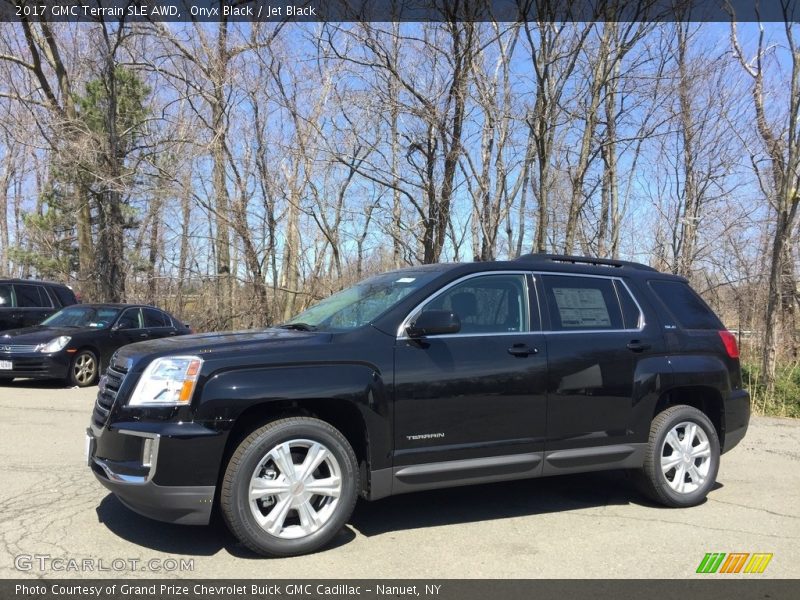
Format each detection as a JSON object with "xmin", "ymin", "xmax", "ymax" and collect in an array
[
  {"xmin": 68, "ymin": 349, "xmax": 99, "ymax": 387},
  {"xmin": 639, "ymin": 405, "xmax": 720, "ymax": 507},
  {"xmin": 220, "ymin": 417, "xmax": 359, "ymax": 557}
]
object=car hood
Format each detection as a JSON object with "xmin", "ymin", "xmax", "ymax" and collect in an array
[
  {"xmin": 0, "ymin": 326, "xmax": 97, "ymax": 344},
  {"xmin": 113, "ymin": 328, "xmax": 331, "ymax": 370}
]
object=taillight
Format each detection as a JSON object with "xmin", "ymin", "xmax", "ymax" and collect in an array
[{"xmin": 719, "ymin": 330, "xmax": 739, "ymax": 359}]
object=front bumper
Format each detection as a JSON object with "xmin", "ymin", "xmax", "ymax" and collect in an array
[
  {"xmin": 723, "ymin": 388, "xmax": 750, "ymax": 453},
  {"xmin": 0, "ymin": 352, "xmax": 69, "ymax": 380},
  {"xmin": 87, "ymin": 422, "xmax": 226, "ymax": 525}
]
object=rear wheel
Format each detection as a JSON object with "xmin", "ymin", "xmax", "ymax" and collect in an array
[
  {"xmin": 220, "ymin": 417, "xmax": 359, "ymax": 557},
  {"xmin": 68, "ymin": 349, "xmax": 99, "ymax": 387},
  {"xmin": 639, "ymin": 405, "xmax": 720, "ymax": 507}
]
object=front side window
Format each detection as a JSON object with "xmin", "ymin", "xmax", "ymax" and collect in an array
[
  {"xmin": 541, "ymin": 275, "xmax": 624, "ymax": 331},
  {"xmin": 422, "ymin": 274, "xmax": 529, "ymax": 334}
]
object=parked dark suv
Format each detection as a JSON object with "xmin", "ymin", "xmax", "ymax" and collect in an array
[
  {"xmin": 86, "ymin": 255, "xmax": 749, "ymax": 557},
  {"xmin": 0, "ymin": 279, "xmax": 78, "ymax": 331}
]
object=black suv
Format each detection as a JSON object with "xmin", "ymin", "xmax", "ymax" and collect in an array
[
  {"xmin": 0, "ymin": 279, "xmax": 78, "ymax": 331},
  {"xmin": 86, "ymin": 255, "xmax": 749, "ymax": 557}
]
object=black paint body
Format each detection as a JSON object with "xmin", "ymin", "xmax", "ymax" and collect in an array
[
  {"xmin": 87, "ymin": 257, "xmax": 750, "ymax": 525},
  {"xmin": 0, "ymin": 278, "xmax": 77, "ymax": 332}
]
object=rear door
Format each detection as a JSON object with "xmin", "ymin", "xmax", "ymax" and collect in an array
[
  {"xmin": 13, "ymin": 284, "xmax": 55, "ymax": 327},
  {"xmin": 539, "ymin": 273, "xmax": 661, "ymax": 473},
  {"xmin": 393, "ymin": 272, "xmax": 548, "ymax": 479}
]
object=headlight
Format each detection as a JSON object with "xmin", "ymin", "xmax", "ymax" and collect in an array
[
  {"xmin": 128, "ymin": 356, "xmax": 203, "ymax": 407},
  {"xmin": 38, "ymin": 336, "xmax": 71, "ymax": 353}
]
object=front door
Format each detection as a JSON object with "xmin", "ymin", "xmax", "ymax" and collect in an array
[{"xmin": 393, "ymin": 273, "xmax": 548, "ymax": 484}]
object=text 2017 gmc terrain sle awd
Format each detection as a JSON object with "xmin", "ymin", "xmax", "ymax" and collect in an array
[{"xmin": 86, "ymin": 254, "xmax": 749, "ymax": 557}]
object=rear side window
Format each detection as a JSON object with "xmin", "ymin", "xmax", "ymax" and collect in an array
[
  {"xmin": 50, "ymin": 285, "xmax": 77, "ymax": 307},
  {"xmin": 541, "ymin": 275, "xmax": 624, "ymax": 331},
  {"xmin": 648, "ymin": 280, "xmax": 722, "ymax": 330},
  {"xmin": 143, "ymin": 308, "xmax": 171, "ymax": 328},
  {"xmin": 0, "ymin": 284, "xmax": 11, "ymax": 307},
  {"xmin": 14, "ymin": 284, "xmax": 51, "ymax": 307}
]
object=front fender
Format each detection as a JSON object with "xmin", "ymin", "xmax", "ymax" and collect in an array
[{"xmin": 194, "ymin": 361, "xmax": 391, "ymax": 470}]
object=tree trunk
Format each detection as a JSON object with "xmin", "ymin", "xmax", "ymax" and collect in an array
[{"xmin": 211, "ymin": 21, "xmax": 233, "ymax": 328}]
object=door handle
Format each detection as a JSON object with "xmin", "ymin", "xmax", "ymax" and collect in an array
[
  {"xmin": 627, "ymin": 340, "xmax": 651, "ymax": 352},
  {"xmin": 139, "ymin": 333, "xmax": 149, "ymax": 338},
  {"xmin": 507, "ymin": 343, "xmax": 538, "ymax": 357}
]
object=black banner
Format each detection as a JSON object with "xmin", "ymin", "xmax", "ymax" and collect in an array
[
  {"xmin": 0, "ymin": 0, "xmax": 798, "ymax": 23},
  {"xmin": 3, "ymin": 580, "xmax": 799, "ymax": 600}
]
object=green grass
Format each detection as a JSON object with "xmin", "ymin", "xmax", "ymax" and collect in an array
[{"xmin": 741, "ymin": 361, "xmax": 800, "ymax": 418}]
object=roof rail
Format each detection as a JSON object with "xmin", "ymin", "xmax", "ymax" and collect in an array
[{"xmin": 513, "ymin": 253, "xmax": 657, "ymax": 272}]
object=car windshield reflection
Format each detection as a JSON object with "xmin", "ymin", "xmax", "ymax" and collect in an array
[{"xmin": 41, "ymin": 307, "xmax": 122, "ymax": 329}]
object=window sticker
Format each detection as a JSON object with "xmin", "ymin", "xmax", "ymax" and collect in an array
[
  {"xmin": 396, "ymin": 277, "xmax": 416, "ymax": 283},
  {"xmin": 552, "ymin": 287, "xmax": 611, "ymax": 328}
]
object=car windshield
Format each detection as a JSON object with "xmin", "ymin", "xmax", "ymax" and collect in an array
[
  {"xmin": 283, "ymin": 270, "xmax": 439, "ymax": 331},
  {"xmin": 41, "ymin": 306, "xmax": 121, "ymax": 329}
]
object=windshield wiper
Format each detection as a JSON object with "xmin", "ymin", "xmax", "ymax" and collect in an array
[{"xmin": 276, "ymin": 322, "xmax": 318, "ymax": 331}]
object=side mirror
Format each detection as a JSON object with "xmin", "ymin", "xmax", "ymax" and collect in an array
[{"xmin": 406, "ymin": 310, "xmax": 461, "ymax": 338}]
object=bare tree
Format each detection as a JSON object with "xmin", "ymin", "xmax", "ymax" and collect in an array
[{"xmin": 731, "ymin": 10, "xmax": 800, "ymax": 390}]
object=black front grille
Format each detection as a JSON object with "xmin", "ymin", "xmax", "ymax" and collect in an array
[{"xmin": 92, "ymin": 363, "xmax": 128, "ymax": 428}]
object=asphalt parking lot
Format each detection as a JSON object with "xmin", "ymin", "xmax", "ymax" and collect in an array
[{"xmin": 0, "ymin": 380, "xmax": 798, "ymax": 579}]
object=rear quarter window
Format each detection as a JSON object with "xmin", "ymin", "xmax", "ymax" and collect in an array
[
  {"xmin": 648, "ymin": 280, "xmax": 723, "ymax": 330},
  {"xmin": 51, "ymin": 285, "xmax": 77, "ymax": 307}
]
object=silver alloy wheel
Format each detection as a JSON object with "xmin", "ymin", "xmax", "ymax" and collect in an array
[
  {"xmin": 661, "ymin": 421, "xmax": 711, "ymax": 494},
  {"xmin": 249, "ymin": 438, "xmax": 342, "ymax": 540},
  {"xmin": 74, "ymin": 353, "xmax": 96, "ymax": 385}
]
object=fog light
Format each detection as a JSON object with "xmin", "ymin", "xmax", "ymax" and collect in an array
[{"xmin": 142, "ymin": 437, "xmax": 155, "ymax": 468}]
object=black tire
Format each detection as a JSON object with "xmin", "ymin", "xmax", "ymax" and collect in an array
[
  {"xmin": 67, "ymin": 349, "xmax": 99, "ymax": 387},
  {"xmin": 220, "ymin": 416, "xmax": 359, "ymax": 557},
  {"xmin": 639, "ymin": 405, "xmax": 720, "ymax": 507}
]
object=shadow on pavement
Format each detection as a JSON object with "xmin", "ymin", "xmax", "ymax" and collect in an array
[
  {"xmin": 95, "ymin": 493, "xmax": 356, "ymax": 559},
  {"xmin": 96, "ymin": 494, "xmax": 232, "ymax": 556},
  {"xmin": 0, "ymin": 378, "xmax": 73, "ymax": 389},
  {"xmin": 351, "ymin": 469, "xmax": 645, "ymax": 536},
  {"xmin": 96, "ymin": 469, "xmax": 711, "ymax": 558}
]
